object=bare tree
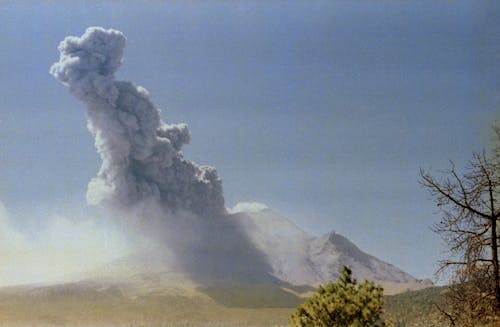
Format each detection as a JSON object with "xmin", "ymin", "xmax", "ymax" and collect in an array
[
  {"xmin": 420, "ymin": 151, "xmax": 500, "ymax": 323},
  {"xmin": 439, "ymin": 265, "xmax": 497, "ymax": 326}
]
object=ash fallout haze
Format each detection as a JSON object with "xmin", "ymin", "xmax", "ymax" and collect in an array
[{"xmin": 0, "ymin": 1, "xmax": 498, "ymax": 285}]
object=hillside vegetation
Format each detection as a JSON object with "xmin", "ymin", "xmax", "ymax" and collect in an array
[{"xmin": 384, "ymin": 286, "xmax": 447, "ymax": 327}]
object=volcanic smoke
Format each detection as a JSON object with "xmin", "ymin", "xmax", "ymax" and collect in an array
[
  {"xmin": 50, "ymin": 27, "xmax": 225, "ymax": 218},
  {"xmin": 50, "ymin": 27, "xmax": 273, "ymax": 282}
]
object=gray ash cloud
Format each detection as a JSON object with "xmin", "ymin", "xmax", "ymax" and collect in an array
[{"xmin": 50, "ymin": 27, "xmax": 225, "ymax": 218}]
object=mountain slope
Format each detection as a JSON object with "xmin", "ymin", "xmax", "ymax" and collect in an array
[
  {"xmin": 234, "ymin": 208, "xmax": 431, "ymax": 292},
  {"xmin": 308, "ymin": 232, "xmax": 415, "ymax": 284},
  {"xmin": 81, "ymin": 207, "xmax": 430, "ymax": 296},
  {"xmin": 234, "ymin": 209, "xmax": 317, "ymax": 286}
]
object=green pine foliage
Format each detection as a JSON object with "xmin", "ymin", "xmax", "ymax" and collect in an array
[{"xmin": 290, "ymin": 266, "xmax": 391, "ymax": 327}]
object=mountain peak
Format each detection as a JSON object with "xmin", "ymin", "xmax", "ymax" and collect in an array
[
  {"xmin": 325, "ymin": 231, "xmax": 376, "ymax": 267},
  {"xmin": 233, "ymin": 210, "xmax": 423, "ymax": 291}
]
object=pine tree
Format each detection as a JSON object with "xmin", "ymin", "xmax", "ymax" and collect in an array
[{"xmin": 290, "ymin": 266, "xmax": 390, "ymax": 327}]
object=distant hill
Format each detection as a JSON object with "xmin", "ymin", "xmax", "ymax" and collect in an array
[{"xmin": 384, "ymin": 286, "xmax": 448, "ymax": 327}]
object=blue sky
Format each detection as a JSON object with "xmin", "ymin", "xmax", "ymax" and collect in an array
[{"xmin": 0, "ymin": 1, "xmax": 498, "ymax": 280}]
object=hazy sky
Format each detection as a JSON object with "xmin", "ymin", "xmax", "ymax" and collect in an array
[{"xmin": 0, "ymin": 1, "xmax": 498, "ymax": 280}]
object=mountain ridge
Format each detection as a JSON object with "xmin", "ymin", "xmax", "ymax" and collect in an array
[{"xmin": 233, "ymin": 208, "xmax": 429, "ymax": 293}]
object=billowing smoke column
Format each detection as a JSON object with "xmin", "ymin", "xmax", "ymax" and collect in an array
[
  {"xmin": 51, "ymin": 27, "xmax": 276, "ymax": 284},
  {"xmin": 50, "ymin": 27, "xmax": 225, "ymax": 218}
]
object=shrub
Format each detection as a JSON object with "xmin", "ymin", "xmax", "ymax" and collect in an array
[{"xmin": 290, "ymin": 266, "xmax": 390, "ymax": 327}]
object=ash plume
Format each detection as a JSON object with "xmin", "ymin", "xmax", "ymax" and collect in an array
[
  {"xmin": 50, "ymin": 27, "xmax": 225, "ymax": 218},
  {"xmin": 50, "ymin": 27, "xmax": 275, "ymax": 283}
]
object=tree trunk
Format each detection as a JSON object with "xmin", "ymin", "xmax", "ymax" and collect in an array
[{"xmin": 491, "ymin": 215, "xmax": 500, "ymax": 311}]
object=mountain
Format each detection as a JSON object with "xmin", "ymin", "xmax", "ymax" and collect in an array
[
  {"xmin": 0, "ymin": 207, "xmax": 433, "ymax": 326},
  {"xmin": 89, "ymin": 207, "xmax": 430, "ymax": 294},
  {"xmin": 234, "ymin": 208, "xmax": 432, "ymax": 293}
]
